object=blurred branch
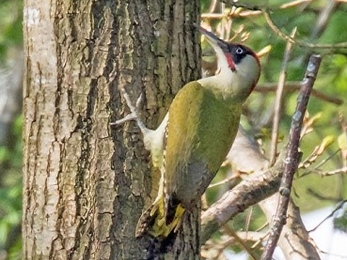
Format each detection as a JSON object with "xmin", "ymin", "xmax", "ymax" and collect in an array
[
  {"xmin": 223, "ymin": 225, "xmax": 258, "ymax": 260},
  {"xmin": 0, "ymin": 49, "xmax": 23, "ymax": 189},
  {"xmin": 204, "ymin": 0, "xmax": 311, "ymax": 19},
  {"xmin": 201, "ymin": 126, "xmax": 320, "ymax": 258},
  {"xmin": 310, "ymin": 0, "xmax": 339, "ymax": 42},
  {"xmin": 302, "ymin": 0, "xmax": 339, "ymax": 64},
  {"xmin": 202, "ymin": 230, "xmax": 265, "ymax": 259},
  {"xmin": 263, "ymin": 11, "xmax": 347, "ymax": 53},
  {"xmin": 308, "ymin": 200, "xmax": 347, "ymax": 232},
  {"xmin": 299, "ymin": 148, "xmax": 340, "ymax": 178},
  {"xmin": 261, "ymin": 54, "xmax": 322, "ymax": 260},
  {"xmin": 201, "ymin": 128, "xmax": 282, "ymax": 244},
  {"xmin": 222, "ymin": 0, "xmax": 312, "ymax": 12},
  {"xmin": 307, "ymin": 188, "xmax": 341, "ymax": 203},
  {"xmin": 255, "ymin": 83, "xmax": 343, "ymax": 105},
  {"xmin": 321, "ymin": 166, "xmax": 347, "ymax": 176},
  {"xmin": 302, "ymin": 166, "xmax": 347, "ymax": 178},
  {"xmin": 0, "ymin": 49, "xmax": 23, "ymax": 146},
  {"xmin": 269, "ymin": 28, "xmax": 296, "ymax": 166},
  {"xmin": 260, "ymin": 195, "xmax": 320, "ymax": 259},
  {"xmin": 218, "ymin": 1, "xmax": 347, "ymax": 52}
]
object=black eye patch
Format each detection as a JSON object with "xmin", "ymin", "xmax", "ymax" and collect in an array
[{"xmin": 230, "ymin": 45, "xmax": 248, "ymax": 64}]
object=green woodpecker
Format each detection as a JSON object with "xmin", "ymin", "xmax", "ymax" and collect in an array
[{"xmin": 120, "ymin": 25, "xmax": 261, "ymax": 238}]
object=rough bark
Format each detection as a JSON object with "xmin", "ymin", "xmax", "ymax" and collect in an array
[{"xmin": 23, "ymin": 0, "xmax": 200, "ymax": 259}]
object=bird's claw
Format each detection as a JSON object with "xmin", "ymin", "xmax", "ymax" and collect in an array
[
  {"xmin": 111, "ymin": 88, "xmax": 147, "ymax": 133},
  {"xmin": 111, "ymin": 113, "xmax": 137, "ymax": 126}
]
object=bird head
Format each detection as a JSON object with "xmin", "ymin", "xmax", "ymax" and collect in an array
[{"xmin": 196, "ymin": 25, "xmax": 260, "ymax": 100}]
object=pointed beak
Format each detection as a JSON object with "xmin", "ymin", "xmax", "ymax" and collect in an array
[{"xmin": 194, "ymin": 24, "xmax": 229, "ymax": 51}]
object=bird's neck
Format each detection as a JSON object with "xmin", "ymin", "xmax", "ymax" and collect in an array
[{"xmin": 197, "ymin": 70, "xmax": 252, "ymax": 103}]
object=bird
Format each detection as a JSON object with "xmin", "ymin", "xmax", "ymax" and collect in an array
[{"xmin": 116, "ymin": 24, "xmax": 261, "ymax": 238}]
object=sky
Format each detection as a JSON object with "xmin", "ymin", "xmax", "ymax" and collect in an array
[{"xmin": 225, "ymin": 205, "xmax": 347, "ymax": 260}]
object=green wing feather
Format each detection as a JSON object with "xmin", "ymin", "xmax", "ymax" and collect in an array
[{"xmin": 164, "ymin": 81, "xmax": 241, "ymax": 219}]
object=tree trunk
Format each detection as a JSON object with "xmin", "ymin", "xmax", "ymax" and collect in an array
[{"xmin": 23, "ymin": 0, "xmax": 200, "ymax": 259}]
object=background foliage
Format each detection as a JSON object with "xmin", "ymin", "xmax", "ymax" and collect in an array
[
  {"xmin": 1, "ymin": 0, "xmax": 346, "ymax": 259},
  {"xmin": 200, "ymin": 0, "xmax": 347, "ymax": 258},
  {"xmin": 0, "ymin": 0, "xmax": 22, "ymax": 259}
]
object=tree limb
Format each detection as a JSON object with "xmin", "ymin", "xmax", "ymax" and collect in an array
[
  {"xmin": 261, "ymin": 54, "xmax": 322, "ymax": 259},
  {"xmin": 201, "ymin": 129, "xmax": 282, "ymax": 244},
  {"xmin": 269, "ymin": 28, "xmax": 296, "ymax": 166},
  {"xmin": 260, "ymin": 195, "xmax": 321, "ymax": 259}
]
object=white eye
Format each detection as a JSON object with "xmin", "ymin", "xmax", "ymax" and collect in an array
[{"xmin": 235, "ymin": 47, "xmax": 244, "ymax": 54}]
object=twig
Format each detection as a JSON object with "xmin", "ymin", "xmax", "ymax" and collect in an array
[
  {"xmin": 225, "ymin": 0, "xmax": 312, "ymax": 17},
  {"xmin": 224, "ymin": 1, "xmax": 347, "ymax": 51},
  {"xmin": 263, "ymin": 11, "xmax": 347, "ymax": 52},
  {"xmin": 308, "ymin": 199, "xmax": 347, "ymax": 232},
  {"xmin": 269, "ymin": 28, "xmax": 296, "ymax": 166},
  {"xmin": 301, "ymin": 0, "xmax": 339, "ymax": 64},
  {"xmin": 261, "ymin": 54, "xmax": 322, "ymax": 260},
  {"xmin": 302, "ymin": 166, "xmax": 347, "ymax": 177},
  {"xmin": 298, "ymin": 148, "xmax": 340, "ymax": 178},
  {"xmin": 226, "ymin": 1, "xmax": 263, "ymax": 11},
  {"xmin": 309, "ymin": 0, "xmax": 338, "ymax": 42},
  {"xmin": 255, "ymin": 82, "xmax": 343, "ymax": 105},
  {"xmin": 280, "ymin": 0, "xmax": 312, "ymax": 9},
  {"xmin": 225, "ymin": 0, "xmax": 312, "ymax": 12},
  {"xmin": 208, "ymin": 0, "xmax": 218, "ymax": 13},
  {"xmin": 306, "ymin": 188, "xmax": 341, "ymax": 203},
  {"xmin": 222, "ymin": 225, "xmax": 258, "ymax": 260},
  {"xmin": 321, "ymin": 166, "xmax": 347, "ymax": 175},
  {"xmin": 208, "ymin": 174, "xmax": 238, "ymax": 189}
]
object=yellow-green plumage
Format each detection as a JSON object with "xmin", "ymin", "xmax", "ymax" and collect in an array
[
  {"xmin": 164, "ymin": 81, "xmax": 241, "ymax": 218},
  {"xmin": 135, "ymin": 25, "xmax": 260, "ymax": 238},
  {"xmin": 135, "ymin": 81, "xmax": 242, "ymax": 237}
]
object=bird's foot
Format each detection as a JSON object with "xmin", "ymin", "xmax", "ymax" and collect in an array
[{"xmin": 111, "ymin": 87, "xmax": 148, "ymax": 134}]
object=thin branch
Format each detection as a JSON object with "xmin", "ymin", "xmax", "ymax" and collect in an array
[
  {"xmin": 269, "ymin": 28, "xmax": 296, "ymax": 166},
  {"xmin": 308, "ymin": 199, "xmax": 347, "ymax": 232},
  {"xmin": 208, "ymin": 0, "xmax": 218, "ymax": 13},
  {"xmin": 208, "ymin": 174, "xmax": 238, "ymax": 189},
  {"xmin": 204, "ymin": 0, "xmax": 312, "ymax": 19},
  {"xmin": 200, "ymin": 141, "xmax": 283, "ymax": 244},
  {"xmin": 263, "ymin": 11, "xmax": 347, "ymax": 52},
  {"xmin": 304, "ymin": 0, "xmax": 339, "ymax": 64},
  {"xmin": 224, "ymin": 0, "xmax": 312, "ymax": 12},
  {"xmin": 201, "ymin": 127, "xmax": 320, "ymax": 258},
  {"xmin": 222, "ymin": 225, "xmax": 258, "ymax": 260},
  {"xmin": 261, "ymin": 54, "xmax": 322, "ymax": 260},
  {"xmin": 302, "ymin": 166, "xmax": 347, "ymax": 177},
  {"xmin": 255, "ymin": 82, "xmax": 343, "ymax": 105},
  {"xmin": 321, "ymin": 166, "xmax": 347, "ymax": 175},
  {"xmin": 260, "ymin": 195, "xmax": 321, "ymax": 259},
  {"xmin": 309, "ymin": 0, "xmax": 339, "ymax": 42},
  {"xmin": 298, "ymin": 148, "xmax": 340, "ymax": 177},
  {"xmin": 280, "ymin": 0, "xmax": 312, "ymax": 9},
  {"xmin": 306, "ymin": 188, "xmax": 341, "ymax": 202}
]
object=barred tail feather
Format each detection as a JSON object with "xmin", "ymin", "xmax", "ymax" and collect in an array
[
  {"xmin": 135, "ymin": 204, "xmax": 157, "ymax": 238},
  {"xmin": 135, "ymin": 196, "xmax": 185, "ymax": 238}
]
